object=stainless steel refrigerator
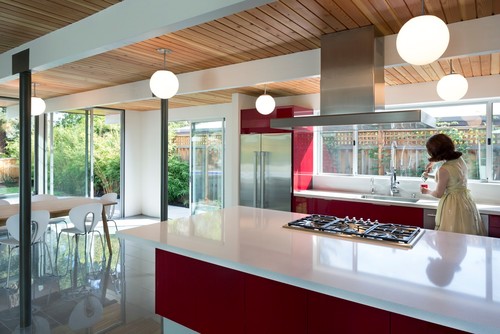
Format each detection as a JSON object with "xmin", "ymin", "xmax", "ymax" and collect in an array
[{"xmin": 239, "ymin": 133, "xmax": 292, "ymax": 211}]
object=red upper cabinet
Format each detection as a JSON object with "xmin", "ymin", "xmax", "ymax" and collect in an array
[{"xmin": 240, "ymin": 105, "xmax": 312, "ymax": 134}]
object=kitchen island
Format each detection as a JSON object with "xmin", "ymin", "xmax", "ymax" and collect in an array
[{"xmin": 118, "ymin": 206, "xmax": 500, "ymax": 334}]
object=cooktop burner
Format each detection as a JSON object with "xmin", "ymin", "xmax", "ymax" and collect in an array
[{"xmin": 284, "ymin": 214, "xmax": 423, "ymax": 248}]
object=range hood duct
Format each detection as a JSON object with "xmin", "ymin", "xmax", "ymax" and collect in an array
[{"xmin": 270, "ymin": 26, "xmax": 435, "ymax": 131}]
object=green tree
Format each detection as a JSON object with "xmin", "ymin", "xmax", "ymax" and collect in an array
[
  {"xmin": 93, "ymin": 117, "xmax": 120, "ymax": 196},
  {"xmin": 51, "ymin": 113, "xmax": 121, "ymax": 197},
  {"xmin": 52, "ymin": 113, "xmax": 87, "ymax": 196}
]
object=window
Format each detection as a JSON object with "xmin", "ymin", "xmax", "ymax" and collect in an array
[
  {"xmin": 0, "ymin": 108, "xmax": 20, "ymax": 197},
  {"xmin": 493, "ymin": 102, "xmax": 500, "ymax": 181},
  {"xmin": 46, "ymin": 108, "xmax": 122, "ymax": 197},
  {"xmin": 321, "ymin": 131, "xmax": 353, "ymax": 174},
  {"xmin": 320, "ymin": 103, "xmax": 493, "ymax": 181}
]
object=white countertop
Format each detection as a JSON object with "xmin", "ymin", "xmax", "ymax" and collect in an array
[
  {"xmin": 118, "ymin": 206, "xmax": 500, "ymax": 334},
  {"xmin": 295, "ymin": 189, "xmax": 500, "ymax": 215}
]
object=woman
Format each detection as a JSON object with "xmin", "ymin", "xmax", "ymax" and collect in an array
[{"xmin": 420, "ymin": 133, "xmax": 486, "ymax": 236}]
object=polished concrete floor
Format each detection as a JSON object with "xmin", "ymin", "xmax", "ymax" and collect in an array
[{"xmin": 0, "ymin": 206, "xmax": 190, "ymax": 333}]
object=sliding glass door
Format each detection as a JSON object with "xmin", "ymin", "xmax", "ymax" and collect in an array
[
  {"xmin": 46, "ymin": 109, "xmax": 122, "ymax": 201},
  {"xmin": 190, "ymin": 120, "xmax": 224, "ymax": 215},
  {"xmin": 168, "ymin": 119, "xmax": 224, "ymax": 215},
  {"xmin": 47, "ymin": 112, "xmax": 87, "ymax": 196}
]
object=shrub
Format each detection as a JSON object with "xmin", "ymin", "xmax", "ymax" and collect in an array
[{"xmin": 168, "ymin": 155, "xmax": 189, "ymax": 207}]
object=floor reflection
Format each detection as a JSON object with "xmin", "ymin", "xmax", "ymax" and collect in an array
[{"xmin": 0, "ymin": 215, "xmax": 162, "ymax": 334}]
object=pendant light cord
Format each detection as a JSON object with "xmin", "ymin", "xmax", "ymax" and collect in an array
[{"xmin": 157, "ymin": 48, "xmax": 172, "ymax": 70}]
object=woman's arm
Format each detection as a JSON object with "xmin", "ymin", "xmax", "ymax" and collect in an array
[{"xmin": 421, "ymin": 166, "xmax": 449, "ymax": 198}]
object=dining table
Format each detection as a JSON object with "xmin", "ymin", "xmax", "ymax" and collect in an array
[{"xmin": 0, "ymin": 197, "xmax": 117, "ymax": 255}]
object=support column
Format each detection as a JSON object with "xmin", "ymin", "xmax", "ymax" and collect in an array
[
  {"xmin": 19, "ymin": 69, "xmax": 33, "ymax": 329},
  {"xmin": 160, "ymin": 98, "xmax": 169, "ymax": 221}
]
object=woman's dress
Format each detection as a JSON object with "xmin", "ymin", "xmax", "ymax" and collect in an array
[{"xmin": 435, "ymin": 157, "xmax": 487, "ymax": 236}]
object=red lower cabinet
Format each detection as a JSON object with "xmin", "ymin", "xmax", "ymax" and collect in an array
[
  {"xmin": 391, "ymin": 313, "xmax": 469, "ymax": 334},
  {"xmin": 156, "ymin": 249, "xmax": 467, "ymax": 333},
  {"xmin": 245, "ymin": 275, "xmax": 308, "ymax": 334},
  {"xmin": 308, "ymin": 291, "xmax": 390, "ymax": 333},
  {"xmin": 156, "ymin": 250, "xmax": 245, "ymax": 333},
  {"xmin": 293, "ymin": 196, "xmax": 424, "ymax": 227},
  {"xmin": 489, "ymin": 215, "xmax": 500, "ymax": 238}
]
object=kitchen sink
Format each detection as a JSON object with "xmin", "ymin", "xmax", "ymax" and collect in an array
[{"xmin": 360, "ymin": 194, "xmax": 420, "ymax": 203}]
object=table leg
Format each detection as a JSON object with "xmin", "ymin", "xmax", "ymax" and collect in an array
[{"xmin": 102, "ymin": 208, "xmax": 113, "ymax": 255}]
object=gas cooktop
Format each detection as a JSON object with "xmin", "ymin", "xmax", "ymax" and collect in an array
[{"xmin": 283, "ymin": 214, "xmax": 424, "ymax": 248}]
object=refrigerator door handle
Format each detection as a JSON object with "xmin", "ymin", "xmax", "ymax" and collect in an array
[
  {"xmin": 260, "ymin": 151, "xmax": 267, "ymax": 208},
  {"xmin": 253, "ymin": 151, "xmax": 259, "ymax": 207}
]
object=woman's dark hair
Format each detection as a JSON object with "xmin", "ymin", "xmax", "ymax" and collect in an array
[{"xmin": 426, "ymin": 133, "xmax": 462, "ymax": 162}]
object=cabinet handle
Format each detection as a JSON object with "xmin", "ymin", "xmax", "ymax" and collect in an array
[{"xmin": 426, "ymin": 214, "xmax": 436, "ymax": 217}]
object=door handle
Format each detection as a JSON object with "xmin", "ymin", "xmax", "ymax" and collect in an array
[
  {"xmin": 260, "ymin": 151, "xmax": 267, "ymax": 208},
  {"xmin": 253, "ymin": 151, "xmax": 259, "ymax": 207}
]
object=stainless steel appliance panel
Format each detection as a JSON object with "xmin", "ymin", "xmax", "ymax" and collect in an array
[
  {"xmin": 239, "ymin": 133, "xmax": 292, "ymax": 211},
  {"xmin": 240, "ymin": 134, "xmax": 261, "ymax": 208}
]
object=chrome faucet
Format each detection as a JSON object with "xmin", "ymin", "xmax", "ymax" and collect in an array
[
  {"xmin": 370, "ymin": 177, "xmax": 375, "ymax": 194},
  {"xmin": 389, "ymin": 141, "xmax": 399, "ymax": 196}
]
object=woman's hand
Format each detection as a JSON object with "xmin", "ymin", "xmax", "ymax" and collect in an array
[
  {"xmin": 420, "ymin": 185, "xmax": 431, "ymax": 195},
  {"xmin": 425, "ymin": 162, "xmax": 434, "ymax": 173}
]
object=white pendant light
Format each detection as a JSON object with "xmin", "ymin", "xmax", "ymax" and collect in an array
[
  {"xmin": 255, "ymin": 87, "xmax": 275, "ymax": 115},
  {"xmin": 436, "ymin": 60, "xmax": 468, "ymax": 101},
  {"xmin": 31, "ymin": 83, "xmax": 46, "ymax": 116},
  {"xmin": 149, "ymin": 48, "xmax": 179, "ymax": 99},
  {"xmin": 396, "ymin": 1, "xmax": 449, "ymax": 66}
]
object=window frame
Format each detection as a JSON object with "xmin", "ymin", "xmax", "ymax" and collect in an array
[{"xmin": 317, "ymin": 100, "xmax": 500, "ymax": 183}]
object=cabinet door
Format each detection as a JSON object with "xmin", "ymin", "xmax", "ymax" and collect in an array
[
  {"xmin": 245, "ymin": 274, "xmax": 308, "ymax": 334},
  {"xmin": 308, "ymin": 291, "xmax": 390, "ymax": 333},
  {"xmin": 292, "ymin": 196, "xmax": 309, "ymax": 213},
  {"xmin": 489, "ymin": 215, "xmax": 500, "ymax": 238},
  {"xmin": 156, "ymin": 250, "xmax": 245, "ymax": 333},
  {"xmin": 391, "ymin": 313, "xmax": 469, "ymax": 334},
  {"xmin": 240, "ymin": 106, "xmax": 313, "ymax": 134}
]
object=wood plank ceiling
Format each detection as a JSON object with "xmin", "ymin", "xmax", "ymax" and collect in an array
[{"xmin": 0, "ymin": 0, "xmax": 499, "ymax": 112}]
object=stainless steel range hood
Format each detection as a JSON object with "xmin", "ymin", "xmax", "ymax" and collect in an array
[
  {"xmin": 271, "ymin": 109, "xmax": 436, "ymax": 131},
  {"xmin": 270, "ymin": 26, "xmax": 435, "ymax": 131}
]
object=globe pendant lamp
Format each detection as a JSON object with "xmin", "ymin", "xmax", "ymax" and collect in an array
[
  {"xmin": 149, "ymin": 48, "xmax": 179, "ymax": 99},
  {"xmin": 255, "ymin": 87, "xmax": 275, "ymax": 115},
  {"xmin": 396, "ymin": 1, "xmax": 449, "ymax": 66},
  {"xmin": 436, "ymin": 60, "xmax": 468, "ymax": 101},
  {"xmin": 31, "ymin": 83, "xmax": 46, "ymax": 116}
]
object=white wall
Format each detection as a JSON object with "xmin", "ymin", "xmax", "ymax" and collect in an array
[
  {"xmin": 123, "ymin": 110, "xmax": 145, "ymax": 217},
  {"xmin": 136, "ymin": 109, "xmax": 162, "ymax": 217},
  {"xmin": 134, "ymin": 97, "xmax": 249, "ymax": 218}
]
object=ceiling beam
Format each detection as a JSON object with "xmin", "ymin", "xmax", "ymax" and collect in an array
[
  {"xmin": 25, "ymin": 49, "xmax": 318, "ymax": 113},
  {"xmin": 0, "ymin": 0, "xmax": 274, "ymax": 83},
  {"xmin": 385, "ymin": 74, "xmax": 500, "ymax": 105}
]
